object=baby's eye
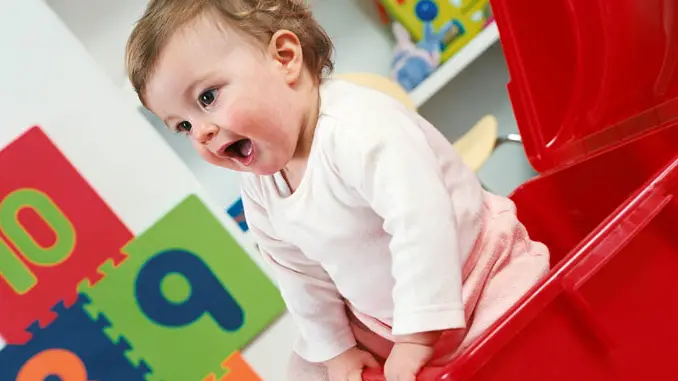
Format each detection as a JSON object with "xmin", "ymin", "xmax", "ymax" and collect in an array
[
  {"xmin": 176, "ymin": 121, "xmax": 192, "ymax": 133},
  {"xmin": 199, "ymin": 89, "xmax": 217, "ymax": 107}
]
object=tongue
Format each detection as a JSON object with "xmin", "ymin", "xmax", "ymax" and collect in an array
[{"xmin": 239, "ymin": 139, "xmax": 253, "ymax": 157}]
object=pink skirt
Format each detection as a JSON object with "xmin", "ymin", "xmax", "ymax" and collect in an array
[{"xmin": 287, "ymin": 193, "xmax": 550, "ymax": 380}]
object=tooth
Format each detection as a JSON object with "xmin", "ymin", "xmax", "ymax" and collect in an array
[{"xmin": 239, "ymin": 140, "xmax": 253, "ymax": 157}]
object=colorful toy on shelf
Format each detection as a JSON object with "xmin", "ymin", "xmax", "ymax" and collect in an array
[
  {"xmin": 381, "ymin": 0, "xmax": 493, "ymax": 63},
  {"xmin": 390, "ymin": 21, "xmax": 441, "ymax": 91},
  {"xmin": 373, "ymin": 0, "xmax": 392, "ymax": 24}
]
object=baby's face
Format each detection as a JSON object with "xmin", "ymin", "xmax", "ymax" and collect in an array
[{"xmin": 144, "ymin": 15, "xmax": 306, "ymax": 175}]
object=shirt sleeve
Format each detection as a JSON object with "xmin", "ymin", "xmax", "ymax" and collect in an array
[
  {"xmin": 240, "ymin": 177, "xmax": 356, "ymax": 362},
  {"xmin": 331, "ymin": 107, "xmax": 467, "ymax": 336}
]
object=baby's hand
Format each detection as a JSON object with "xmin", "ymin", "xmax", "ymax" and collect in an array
[
  {"xmin": 325, "ymin": 347, "xmax": 379, "ymax": 381},
  {"xmin": 384, "ymin": 330, "xmax": 441, "ymax": 381},
  {"xmin": 384, "ymin": 342, "xmax": 434, "ymax": 381}
]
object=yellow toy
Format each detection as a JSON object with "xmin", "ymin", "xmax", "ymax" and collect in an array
[{"xmin": 381, "ymin": 0, "xmax": 493, "ymax": 63}]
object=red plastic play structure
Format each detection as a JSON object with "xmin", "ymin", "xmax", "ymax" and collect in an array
[{"xmin": 363, "ymin": 0, "xmax": 678, "ymax": 379}]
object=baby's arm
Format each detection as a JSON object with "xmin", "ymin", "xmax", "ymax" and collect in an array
[
  {"xmin": 334, "ymin": 108, "xmax": 471, "ymax": 380},
  {"xmin": 333, "ymin": 107, "xmax": 468, "ymax": 337},
  {"xmin": 240, "ymin": 179, "xmax": 357, "ymax": 363}
]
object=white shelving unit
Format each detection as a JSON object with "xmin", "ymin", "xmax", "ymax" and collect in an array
[
  {"xmin": 410, "ymin": 22, "xmax": 500, "ymax": 107},
  {"xmin": 314, "ymin": 1, "xmax": 501, "ymax": 107}
]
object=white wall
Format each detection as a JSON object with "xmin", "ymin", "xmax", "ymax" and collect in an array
[
  {"xmin": 0, "ymin": 1, "xmax": 295, "ymax": 380},
  {"xmin": 45, "ymin": 0, "xmax": 147, "ymax": 87}
]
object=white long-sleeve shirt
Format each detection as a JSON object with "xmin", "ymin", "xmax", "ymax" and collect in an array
[{"xmin": 240, "ymin": 79, "xmax": 484, "ymax": 362}]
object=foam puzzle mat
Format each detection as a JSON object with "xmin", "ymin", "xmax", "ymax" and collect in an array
[{"xmin": 0, "ymin": 126, "xmax": 286, "ymax": 381}]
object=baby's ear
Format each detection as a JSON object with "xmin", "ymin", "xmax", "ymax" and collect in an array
[{"xmin": 268, "ymin": 30, "xmax": 304, "ymax": 85}]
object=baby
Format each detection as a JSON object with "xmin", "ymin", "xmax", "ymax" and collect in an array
[{"xmin": 126, "ymin": 1, "xmax": 550, "ymax": 380}]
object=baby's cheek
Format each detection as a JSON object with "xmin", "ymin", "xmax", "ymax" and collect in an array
[{"xmin": 223, "ymin": 100, "xmax": 261, "ymax": 135}]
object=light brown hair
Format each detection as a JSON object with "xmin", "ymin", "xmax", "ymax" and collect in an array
[{"xmin": 126, "ymin": 0, "xmax": 334, "ymax": 105}]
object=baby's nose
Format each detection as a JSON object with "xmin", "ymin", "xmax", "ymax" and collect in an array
[{"xmin": 193, "ymin": 123, "xmax": 218, "ymax": 145}]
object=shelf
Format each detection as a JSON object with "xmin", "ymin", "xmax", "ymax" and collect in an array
[{"xmin": 409, "ymin": 21, "xmax": 499, "ymax": 107}]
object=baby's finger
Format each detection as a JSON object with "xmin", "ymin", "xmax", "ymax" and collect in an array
[{"xmin": 385, "ymin": 367, "xmax": 416, "ymax": 381}]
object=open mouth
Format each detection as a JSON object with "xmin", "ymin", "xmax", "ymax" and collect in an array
[{"xmin": 222, "ymin": 139, "xmax": 254, "ymax": 165}]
